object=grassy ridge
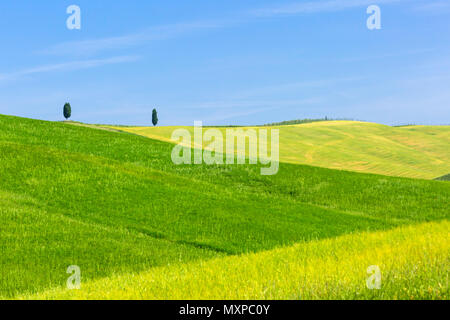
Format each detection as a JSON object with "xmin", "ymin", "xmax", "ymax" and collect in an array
[
  {"xmin": 2, "ymin": 115, "xmax": 448, "ymax": 223},
  {"xmin": 0, "ymin": 114, "xmax": 448, "ymax": 298},
  {"xmin": 24, "ymin": 221, "xmax": 449, "ymax": 300},
  {"xmin": 111, "ymin": 121, "xmax": 450, "ymax": 179},
  {"xmin": 436, "ymin": 174, "xmax": 450, "ymax": 181},
  {"xmin": 0, "ymin": 190, "xmax": 219, "ymax": 298}
]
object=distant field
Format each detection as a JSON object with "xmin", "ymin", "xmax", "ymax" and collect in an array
[
  {"xmin": 0, "ymin": 114, "xmax": 448, "ymax": 299},
  {"xmin": 107, "ymin": 121, "xmax": 450, "ymax": 180}
]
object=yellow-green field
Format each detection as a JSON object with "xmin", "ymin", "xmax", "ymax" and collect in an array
[
  {"xmin": 1, "ymin": 115, "xmax": 449, "ymax": 300},
  {"xmin": 107, "ymin": 121, "xmax": 450, "ymax": 180},
  {"xmin": 23, "ymin": 221, "xmax": 449, "ymax": 300}
]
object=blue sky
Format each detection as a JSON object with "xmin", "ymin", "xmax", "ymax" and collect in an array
[{"xmin": 0, "ymin": 0, "xmax": 449, "ymax": 126}]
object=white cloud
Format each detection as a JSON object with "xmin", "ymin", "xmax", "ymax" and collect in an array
[
  {"xmin": 412, "ymin": 1, "xmax": 450, "ymax": 14},
  {"xmin": 37, "ymin": 0, "xmax": 420, "ymax": 59},
  {"xmin": 0, "ymin": 56, "xmax": 140, "ymax": 82},
  {"xmin": 337, "ymin": 48, "xmax": 436, "ymax": 63},
  {"xmin": 230, "ymin": 77, "xmax": 367, "ymax": 99},
  {"xmin": 252, "ymin": 0, "xmax": 406, "ymax": 16},
  {"xmin": 182, "ymin": 98, "xmax": 324, "ymax": 110},
  {"xmin": 38, "ymin": 1, "xmax": 411, "ymax": 57},
  {"xmin": 40, "ymin": 20, "xmax": 228, "ymax": 56},
  {"xmin": 201, "ymin": 107, "xmax": 278, "ymax": 123}
]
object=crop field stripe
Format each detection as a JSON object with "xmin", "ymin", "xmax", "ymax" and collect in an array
[
  {"xmin": 22, "ymin": 220, "xmax": 450, "ymax": 300},
  {"xmin": 0, "ymin": 190, "xmax": 223, "ymax": 298},
  {"xmin": 110, "ymin": 121, "xmax": 450, "ymax": 179}
]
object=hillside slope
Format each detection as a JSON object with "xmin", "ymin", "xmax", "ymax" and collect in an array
[
  {"xmin": 25, "ymin": 221, "xmax": 449, "ymax": 300},
  {"xmin": 436, "ymin": 174, "xmax": 450, "ymax": 181},
  {"xmin": 0, "ymin": 114, "xmax": 448, "ymax": 299},
  {"xmin": 110, "ymin": 121, "xmax": 450, "ymax": 179}
]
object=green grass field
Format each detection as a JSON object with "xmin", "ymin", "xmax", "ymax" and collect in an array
[
  {"xmin": 23, "ymin": 221, "xmax": 450, "ymax": 300},
  {"xmin": 109, "ymin": 121, "xmax": 450, "ymax": 179},
  {"xmin": 0, "ymin": 114, "xmax": 448, "ymax": 300}
]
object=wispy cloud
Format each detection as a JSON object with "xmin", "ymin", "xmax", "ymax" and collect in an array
[
  {"xmin": 252, "ymin": 0, "xmax": 406, "ymax": 16},
  {"xmin": 0, "ymin": 56, "xmax": 139, "ymax": 82},
  {"xmin": 38, "ymin": 1, "xmax": 419, "ymax": 58},
  {"xmin": 229, "ymin": 76, "xmax": 367, "ymax": 99},
  {"xmin": 201, "ymin": 106, "xmax": 278, "ymax": 123},
  {"xmin": 412, "ymin": 1, "xmax": 450, "ymax": 14},
  {"xmin": 40, "ymin": 20, "xmax": 229, "ymax": 56},
  {"xmin": 337, "ymin": 48, "xmax": 436, "ymax": 63},
  {"xmin": 183, "ymin": 98, "xmax": 324, "ymax": 110}
]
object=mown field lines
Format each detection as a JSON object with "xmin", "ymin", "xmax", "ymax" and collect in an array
[{"xmin": 111, "ymin": 121, "xmax": 450, "ymax": 179}]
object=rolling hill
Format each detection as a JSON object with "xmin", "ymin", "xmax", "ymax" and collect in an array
[
  {"xmin": 0, "ymin": 114, "xmax": 448, "ymax": 299},
  {"xmin": 108, "ymin": 121, "xmax": 450, "ymax": 180},
  {"xmin": 25, "ymin": 221, "xmax": 449, "ymax": 300}
]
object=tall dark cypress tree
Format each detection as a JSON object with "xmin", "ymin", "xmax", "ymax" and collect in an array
[
  {"xmin": 63, "ymin": 103, "xmax": 72, "ymax": 120},
  {"xmin": 152, "ymin": 108, "xmax": 158, "ymax": 126}
]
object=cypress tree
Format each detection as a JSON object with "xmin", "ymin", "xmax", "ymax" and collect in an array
[
  {"xmin": 152, "ymin": 109, "xmax": 158, "ymax": 126},
  {"xmin": 63, "ymin": 103, "xmax": 72, "ymax": 120}
]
